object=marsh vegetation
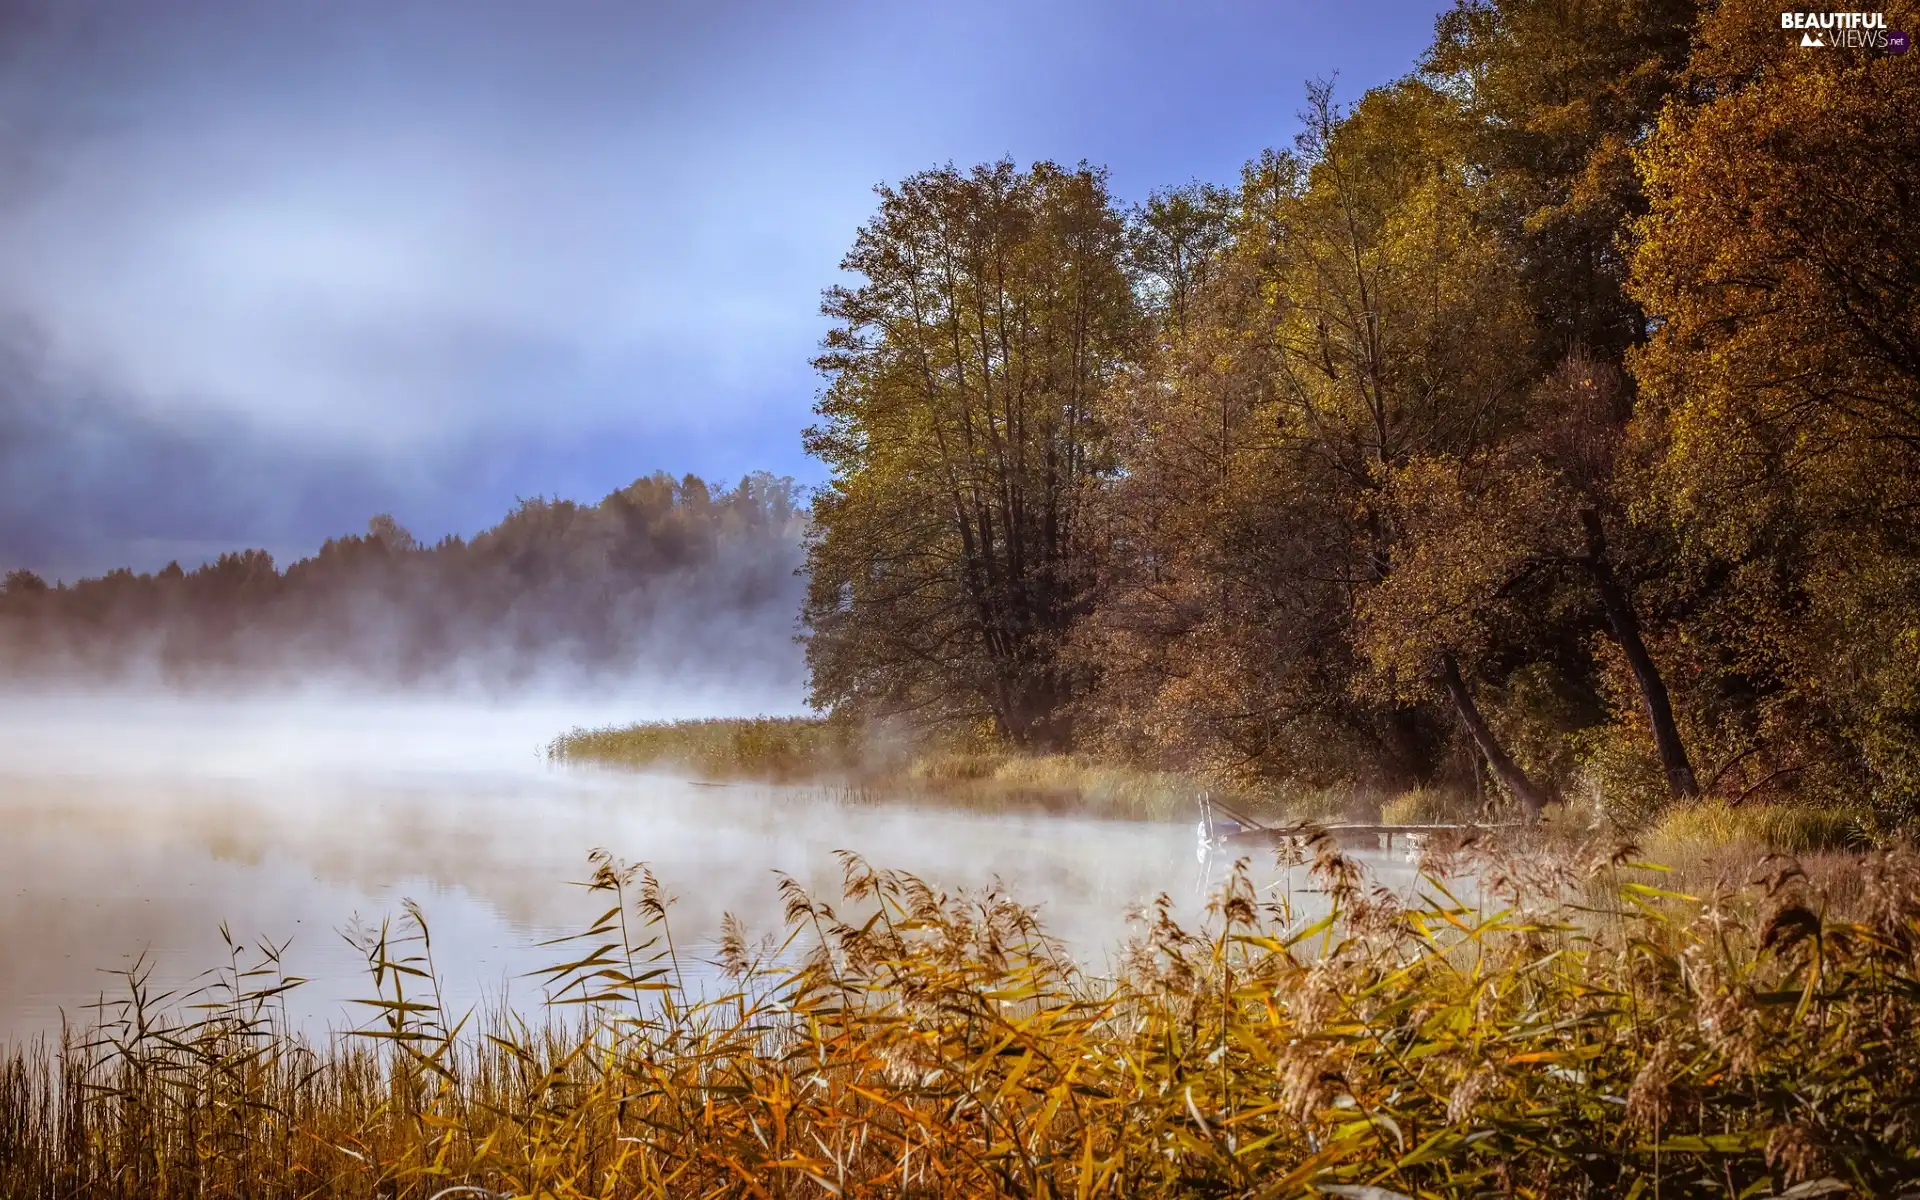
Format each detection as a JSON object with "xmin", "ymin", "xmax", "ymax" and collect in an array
[
  {"xmin": 6, "ymin": 0, "xmax": 1920, "ymax": 1192},
  {"xmin": 552, "ymin": 719, "xmax": 1880, "ymax": 859},
  {"xmin": 548, "ymin": 718, "xmax": 1230, "ymax": 822},
  {"xmin": 6, "ymin": 837, "xmax": 1920, "ymax": 1198}
]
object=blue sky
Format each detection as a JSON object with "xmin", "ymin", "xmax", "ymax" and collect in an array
[{"xmin": 0, "ymin": 0, "xmax": 1449, "ymax": 579}]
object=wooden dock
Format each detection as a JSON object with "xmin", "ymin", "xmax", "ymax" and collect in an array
[
  {"xmin": 1205, "ymin": 821, "xmax": 1521, "ymax": 853},
  {"xmin": 1195, "ymin": 795, "xmax": 1524, "ymax": 855}
]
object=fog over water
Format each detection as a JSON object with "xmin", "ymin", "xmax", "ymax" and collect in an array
[{"xmin": 0, "ymin": 686, "xmax": 1404, "ymax": 1042}]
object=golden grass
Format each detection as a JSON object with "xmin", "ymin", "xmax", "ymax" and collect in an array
[
  {"xmin": 550, "ymin": 722, "xmax": 1893, "ymax": 858},
  {"xmin": 903, "ymin": 751, "xmax": 1214, "ymax": 820},
  {"xmin": 6, "ymin": 836, "xmax": 1920, "ymax": 1197},
  {"xmin": 1376, "ymin": 786, "xmax": 1480, "ymax": 826},
  {"xmin": 549, "ymin": 717, "xmax": 864, "ymax": 783},
  {"xmin": 549, "ymin": 720, "xmax": 1218, "ymax": 821},
  {"xmin": 1645, "ymin": 799, "xmax": 1871, "ymax": 857}
]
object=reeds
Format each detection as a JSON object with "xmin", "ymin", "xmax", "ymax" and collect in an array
[
  {"xmin": 548, "ymin": 719, "xmax": 1227, "ymax": 821},
  {"xmin": 548, "ymin": 717, "xmax": 865, "ymax": 783},
  {"xmin": 7, "ymin": 835, "xmax": 1920, "ymax": 1197}
]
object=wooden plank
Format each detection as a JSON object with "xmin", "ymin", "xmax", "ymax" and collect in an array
[{"xmin": 1204, "ymin": 821, "xmax": 1522, "ymax": 852}]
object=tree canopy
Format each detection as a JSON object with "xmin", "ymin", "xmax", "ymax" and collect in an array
[
  {"xmin": 803, "ymin": 161, "xmax": 1138, "ymax": 748},
  {"xmin": 801, "ymin": 1, "xmax": 1920, "ymax": 826}
]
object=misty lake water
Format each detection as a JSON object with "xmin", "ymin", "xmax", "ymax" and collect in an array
[{"xmin": 0, "ymin": 689, "xmax": 1417, "ymax": 1043}]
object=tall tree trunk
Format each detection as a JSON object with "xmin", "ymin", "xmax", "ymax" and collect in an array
[
  {"xmin": 1440, "ymin": 652, "xmax": 1548, "ymax": 820},
  {"xmin": 1579, "ymin": 509, "xmax": 1699, "ymax": 799}
]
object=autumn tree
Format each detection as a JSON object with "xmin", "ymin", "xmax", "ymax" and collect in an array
[
  {"xmin": 1271, "ymin": 82, "xmax": 1538, "ymax": 562},
  {"xmin": 366, "ymin": 514, "xmax": 421, "ymax": 554},
  {"xmin": 1079, "ymin": 147, "xmax": 1386, "ymax": 791},
  {"xmin": 1423, "ymin": 0, "xmax": 1700, "ymax": 357},
  {"xmin": 1331, "ymin": 0, "xmax": 1713, "ymax": 812},
  {"xmin": 1081, "ymin": 82, "xmax": 1545, "ymax": 801},
  {"xmin": 2, "ymin": 568, "xmax": 46, "ymax": 596},
  {"xmin": 0, "ymin": 474, "xmax": 806, "ymax": 686},
  {"xmin": 1359, "ymin": 355, "xmax": 1705, "ymax": 815},
  {"xmin": 1127, "ymin": 181, "xmax": 1234, "ymax": 339},
  {"xmin": 1279, "ymin": 81, "xmax": 1544, "ymax": 798},
  {"xmin": 1357, "ymin": 456, "xmax": 1568, "ymax": 815},
  {"xmin": 802, "ymin": 161, "xmax": 1139, "ymax": 748},
  {"xmin": 1628, "ymin": 0, "xmax": 1920, "ymax": 818}
]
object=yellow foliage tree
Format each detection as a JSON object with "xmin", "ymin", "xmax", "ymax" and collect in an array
[{"xmin": 1630, "ymin": 1, "xmax": 1920, "ymax": 816}]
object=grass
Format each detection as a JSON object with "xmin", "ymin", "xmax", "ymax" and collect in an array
[
  {"xmin": 1377, "ymin": 786, "xmax": 1480, "ymax": 826},
  {"xmin": 1644, "ymin": 799, "xmax": 1872, "ymax": 857},
  {"xmin": 901, "ymin": 750, "xmax": 1219, "ymax": 820},
  {"xmin": 549, "ymin": 717, "xmax": 865, "ymax": 783},
  {"xmin": 6, "ymin": 835, "xmax": 1920, "ymax": 1197},
  {"xmin": 549, "ymin": 719, "xmax": 1224, "ymax": 821}
]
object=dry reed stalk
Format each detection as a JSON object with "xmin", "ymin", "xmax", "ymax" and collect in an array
[{"xmin": 4, "ymin": 839, "xmax": 1920, "ymax": 1197}]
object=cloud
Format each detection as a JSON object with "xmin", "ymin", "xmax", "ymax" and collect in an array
[
  {"xmin": 0, "ymin": 323, "xmax": 393, "ymax": 577},
  {"xmin": 0, "ymin": 0, "xmax": 1449, "ymax": 573},
  {"xmin": 0, "ymin": 0, "xmax": 864, "ymax": 451}
]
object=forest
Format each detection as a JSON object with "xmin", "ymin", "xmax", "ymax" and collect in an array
[
  {"xmin": 0, "ymin": 471, "xmax": 805, "ymax": 687},
  {"xmin": 8, "ymin": 0, "xmax": 1915, "ymax": 835},
  {"xmin": 9, "ymin": 3, "xmax": 1920, "ymax": 1195},
  {"xmin": 801, "ymin": 0, "xmax": 1920, "ymax": 831}
]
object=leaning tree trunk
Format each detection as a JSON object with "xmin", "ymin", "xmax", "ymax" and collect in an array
[
  {"xmin": 1440, "ymin": 652, "xmax": 1549, "ymax": 820},
  {"xmin": 1579, "ymin": 509, "xmax": 1700, "ymax": 799}
]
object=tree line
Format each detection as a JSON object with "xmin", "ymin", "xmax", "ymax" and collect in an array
[
  {"xmin": 0, "ymin": 472, "xmax": 805, "ymax": 687},
  {"xmin": 801, "ymin": 0, "xmax": 1920, "ymax": 825}
]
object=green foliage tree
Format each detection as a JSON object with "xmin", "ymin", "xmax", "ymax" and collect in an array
[{"xmin": 802, "ymin": 160, "xmax": 1140, "ymax": 748}]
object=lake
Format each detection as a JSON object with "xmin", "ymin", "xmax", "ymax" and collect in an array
[{"xmin": 0, "ymin": 688, "xmax": 1407, "ymax": 1043}]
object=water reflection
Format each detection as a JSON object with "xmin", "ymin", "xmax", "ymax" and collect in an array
[{"xmin": 0, "ymin": 692, "xmax": 1419, "ymax": 1041}]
